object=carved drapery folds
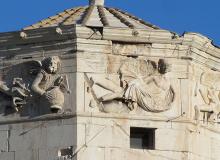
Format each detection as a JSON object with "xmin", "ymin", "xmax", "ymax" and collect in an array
[
  {"xmin": 0, "ymin": 56, "xmax": 69, "ymax": 114},
  {"xmin": 88, "ymin": 58, "xmax": 175, "ymax": 113},
  {"xmin": 194, "ymin": 70, "xmax": 220, "ymax": 123}
]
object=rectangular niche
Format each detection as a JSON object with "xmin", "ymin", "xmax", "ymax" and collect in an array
[{"xmin": 130, "ymin": 127, "xmax": 156, "ymax": 150}]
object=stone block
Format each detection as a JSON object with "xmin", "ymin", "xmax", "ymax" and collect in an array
[
  {"xmin": 77, "ymin": 52, "xmax": 108, "ymax": 73},
  {"xmin": 77, "ymin": 147, "xmax": 105, "ymax": 160},
  {"xmin": 0, "ymin": 152, "xmax": 15, "ymax": 160},
  {"xmin": 15, "ymin": 149, "xmax": 38, "ymax": 160},
  {"xmin": 9, "ymin": 124, "xmax": 47, "ymax": 150},
  {"xmin": 0, "ymin": 131, "xmax": 8, "ymax": 152},
  {"xmin": 155, "ymin": 129, "xmax": 189, "ymax": 151},
  {"xmin": 39, "ymin": 148, "xmax": 58, "ymax": 160},
  {"xmin": 211, "ymin": 137, "xmax": 220, "ymax": 159},
  {"xmin": 46, "ymin": 124, "xmax": 76, "ymax": 148},
  {"xmin": 109, "ymin": 148, "xmax": 186, "ymax": 160},
  {"xmin": 190, "ymin": 133, "xmax": 211, "ymax": 158}
]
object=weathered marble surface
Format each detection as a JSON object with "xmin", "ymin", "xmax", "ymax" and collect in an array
[
  {"xmin": 0, "ymin": 56, "xmax": 70, "ymax": 117},
  {"xmin": 0, "ymin": 21, "xmax": 220, "ymax": 160},
  {"xmin": 75, "ymin": 37, "xmax": 220, "ymax": 160}
]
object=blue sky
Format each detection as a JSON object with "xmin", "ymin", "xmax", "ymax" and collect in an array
[{"xmin": 0, "ymin": 0, "xmax": 219, "ymax": 45}]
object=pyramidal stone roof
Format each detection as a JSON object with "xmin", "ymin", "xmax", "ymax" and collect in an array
[{"xmin": 24, "ymin": 0, "xmax": 159, "ymax": 30}]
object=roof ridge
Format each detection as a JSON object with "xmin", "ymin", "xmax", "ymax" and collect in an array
[
  {"xmin": 114, "ymin": 8, "xmax": 160, "ymax": 29},
  {"xmin": 106, "ymin": 7, "xmax": 135, "ymax": 29},
  {"xmin": 97, "ymin": 6, "xmax": 109, "ymax": 27},
  {"xmin": 23, "ymin": 6, "xmax": 85, "ymax": 30},
  {"xmin": 60, "ymin": 7, "xmax": 86, "ymax": 26},
  {"xmin": 81, "ymin": 6, "xmax": 95, "ymax": 26},
  {"xmin": 23, "ymin": 5, "xmax": 160, "ymax": 30}
]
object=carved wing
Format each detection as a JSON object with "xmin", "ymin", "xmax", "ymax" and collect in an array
[
  {"xmin": 119, "ymin": 59, "xmax": 156, "ymax": 84},
  {"xmin": 201, "ymin": 71, "xmax": 220, "ymax": 90},
  {"xmin": 1, "ymin": 60, "xmax": 42, "ymax": 89}
]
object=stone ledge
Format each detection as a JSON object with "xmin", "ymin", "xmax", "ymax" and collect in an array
[{"xmin": 0, "ymin": 113, "xmax": 74, "ymax": 125}]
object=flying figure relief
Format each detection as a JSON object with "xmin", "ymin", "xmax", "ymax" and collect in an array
[
  {"xmin": 90, "ymin": 58, "xmax": 174, "ymax": 113},
  {"xmin": 194, "ymin": 70, "xmax": 220, "ymax": 123},
  {"xmin": 31, "ymin": 56, "xmax": 70, "ymax": 113},
  {"xmin": 0, "ymin": 56, "xmax": 70, "ymax": 115}
]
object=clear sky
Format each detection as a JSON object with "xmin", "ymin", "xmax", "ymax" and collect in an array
[{"xmin": 0, "ymin": 0, "xmax": 219, "ymax": 45}]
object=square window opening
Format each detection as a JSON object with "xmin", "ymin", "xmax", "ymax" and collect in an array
[{"xmin": 130, "ymin": 127, "xmax": 156, "ymax": 150}]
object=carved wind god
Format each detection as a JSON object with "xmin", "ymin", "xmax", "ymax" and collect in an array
[
  {"xmin": 194, "ymin": 70, "xmax": 220, "ymax": 123},
  {"xmin": 31, "ymin": 56, "xmax": 70, "ymax": 113},
  {"xmin": 0, "ymin": 56, "xmax": 70, "ymax": 115},
  {"xmin": 89, "ymin": 59, "xmax": 175, "ymax": 113}
]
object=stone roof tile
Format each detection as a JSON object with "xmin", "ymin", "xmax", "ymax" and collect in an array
[{"xmin": 23, "ymin": 2, "xmax": 159, "ymax": 30}]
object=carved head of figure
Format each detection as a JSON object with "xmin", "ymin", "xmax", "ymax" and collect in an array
[
  {"xmin": 42, "ymin": 56, "xmax": 61, "ymax": 74},
  {"xmin": 158, "ymin": 59, "xmax": 171, "ymax": 74},
  {"xmin": 139, "ymin": 60, "xmax": 157, "ymax": 76}
]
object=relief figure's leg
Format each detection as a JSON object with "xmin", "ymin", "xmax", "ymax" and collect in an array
[
  {"xmin": 90, "ymin": 77, "xmax": 124, "ymax": 102},
  {"xmin": 199, "ymin": 88, "xmax": 210, "ymax": 105},
  {"xmin": 194, "ymin": 105, "xmax": 200, "ymax": 122},
  {"xmin": 91, "ymin": 77, "xmax": 123, "ymax": 92},
  {"xmin": 100, "ymin": 91, "xmax": 124, "ymax": 102}
]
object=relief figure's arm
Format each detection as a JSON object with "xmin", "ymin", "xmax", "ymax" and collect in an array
[
  {"xmin": 143, "ymin": 76, "xmax": 155, "ymax": 84},
  {"xmin": 153, "ymin": 76, "xmax": 171, "ymax": 91},
  {"xmin": 31, "ymin": 72, "xmax": 45, "ymax": 95}
]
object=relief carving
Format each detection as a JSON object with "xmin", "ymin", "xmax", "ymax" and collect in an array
[
  {"xmin": 0, "ymin": 78, "xmax": 30, "ymax": 111},
  {"xmin": 0, "ymin": 56, "xmax": 69, "ymax": 114},
  {"xmin": 194, "ymin": 70, "xmax": 220, "ymax": 123},
  {"xmin": 89, "ymin": 58, "xmax": 175, "ymax": 113},
  {"xmin": 31, "ymin": 56, "xmax": 70, "ymax": 113}
]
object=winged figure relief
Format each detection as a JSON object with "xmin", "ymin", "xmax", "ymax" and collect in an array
[
  {"xmin": 194, "ymin": 70, "xmax": 220, "ymax": 123},
  {"xmin": 0, "ymin": 56, "xmax": 70, "ymax": 115},
  {"xmin": 88, "ymin": 58, "xmax": 174, "ymax": 113}
]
